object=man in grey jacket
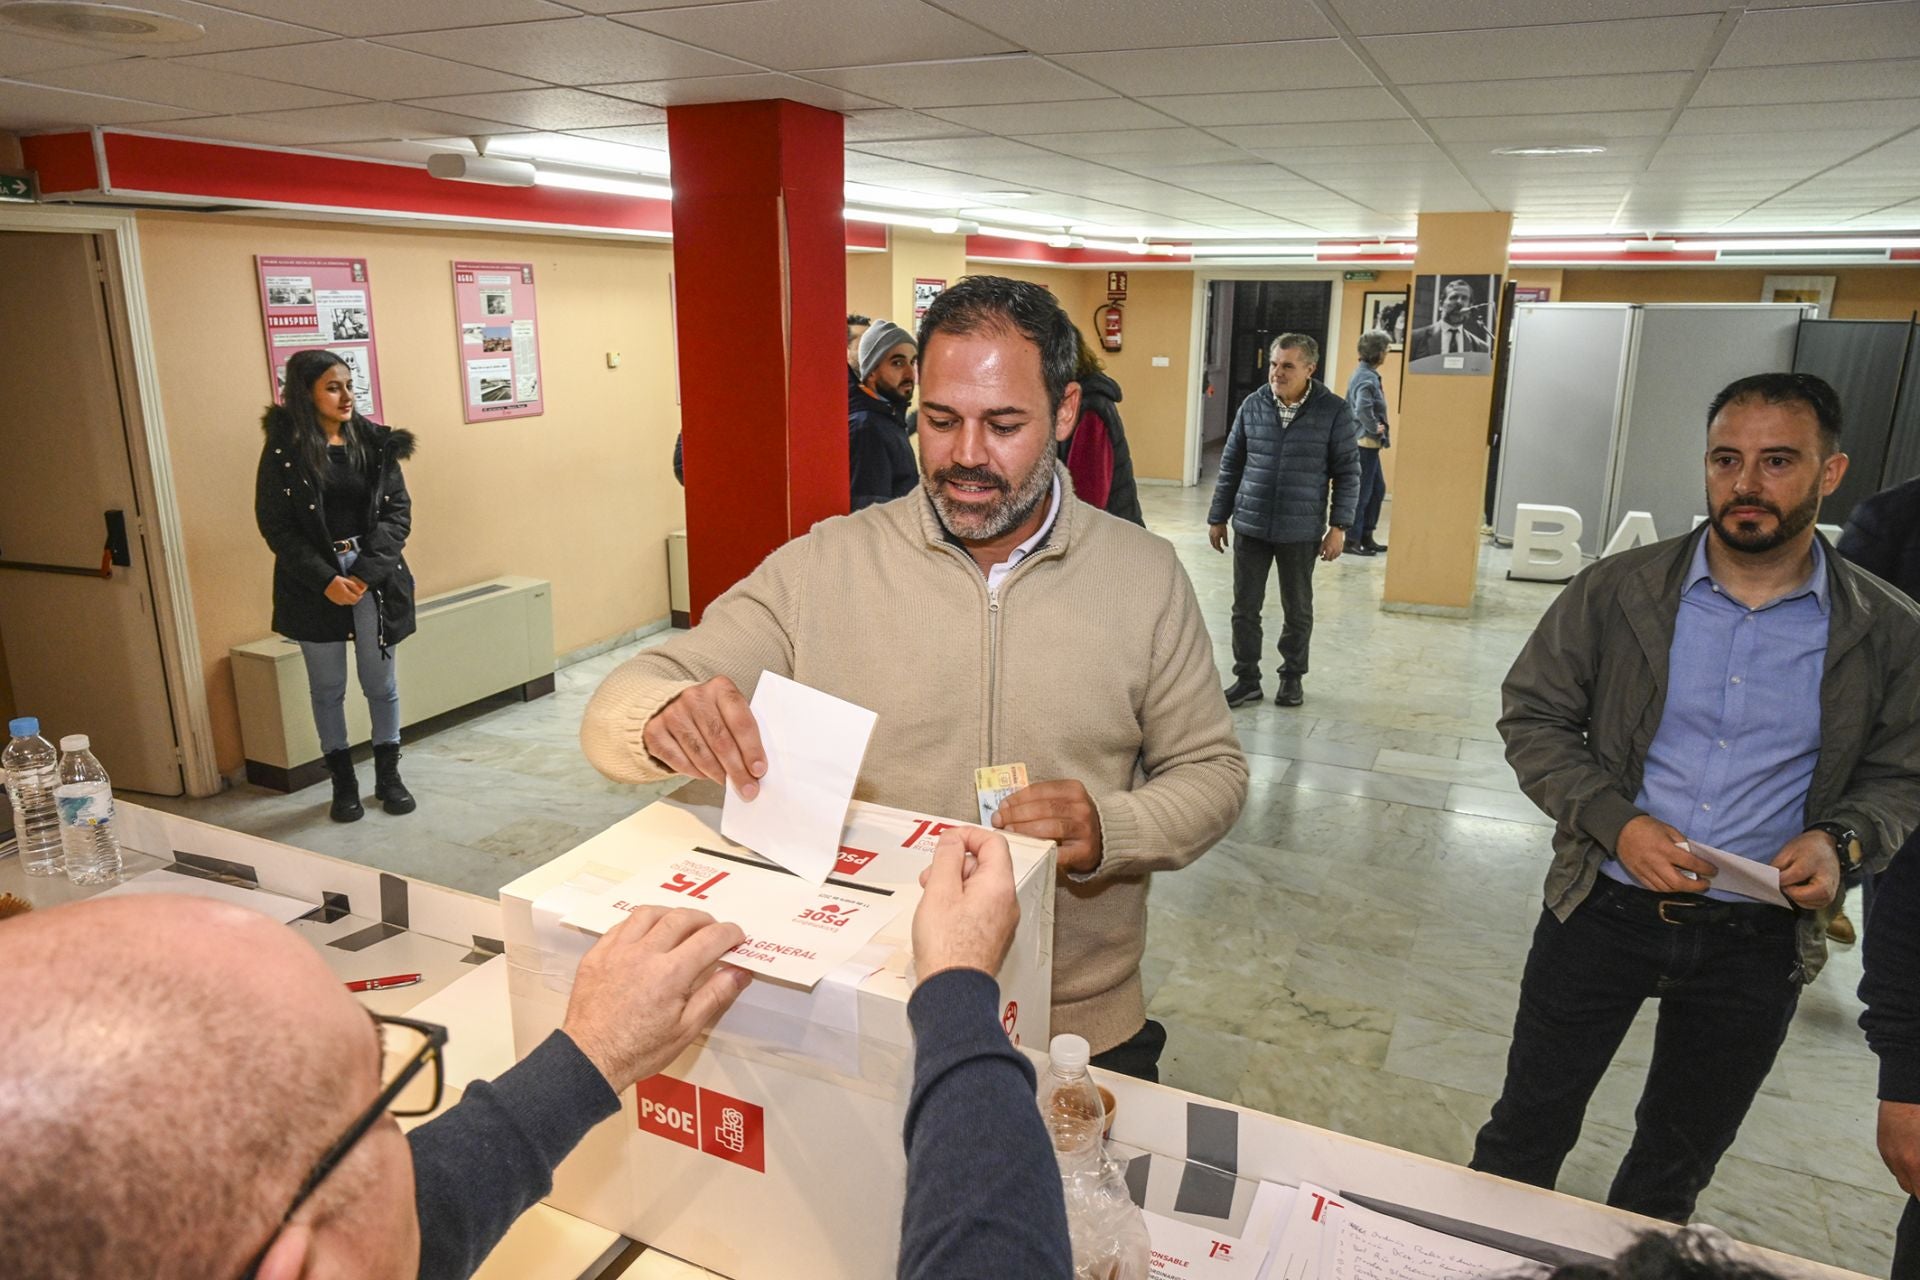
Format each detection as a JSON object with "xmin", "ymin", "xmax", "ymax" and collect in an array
[
  {"xmin": 1471, "ymin": 372, "xmax": 1920, "ymax": 1222},
  {"xmin": 1208, "ymin": 333, "xmax": 1359, "ymax": 708}
]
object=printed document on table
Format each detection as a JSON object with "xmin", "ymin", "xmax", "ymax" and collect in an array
[
  {"xmin": 722, "ymin": 672, "xmax": 877, "ymax": 884},
  {"xmin": 559, "ymin": 850, "xmax": 899, "ymax": 988},
  {"xmin": 1321, "ymin": 1201, "xmax": 1543, "ymax": 1279},
  {"xmin": 1679, "ymin": 839, "xmax": 1792, "ymax": 908},
  {"xmin": 1264, "ymin": 1183, "xmax": 1347, "ymax": 1280},
  {"xmin": 1144, "ymin": 1180, "xmax": 1293, "ymax": 1277}
]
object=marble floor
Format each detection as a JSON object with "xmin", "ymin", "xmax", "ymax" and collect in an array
[{"xmin": 152, "ymin": 474, "xmax": 1901, "ymax": 1275}]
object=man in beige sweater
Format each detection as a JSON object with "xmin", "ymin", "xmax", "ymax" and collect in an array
[{"xmin": 582, "ymin": 276, "xmax": 1247, "ymax": 1078}]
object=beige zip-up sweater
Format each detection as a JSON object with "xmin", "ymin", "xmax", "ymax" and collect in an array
[{"xmin": 581, "ymin": 467, "xmax": 1249, "ymax": 1053}]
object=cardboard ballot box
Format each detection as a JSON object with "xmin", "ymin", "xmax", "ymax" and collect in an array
[{"xmin": 500, "ymin": 795, "xmax": 1057, "ymax": 1280}]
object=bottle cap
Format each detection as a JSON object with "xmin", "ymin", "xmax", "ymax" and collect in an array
[
  {"xmin": 1048, "ymin": 1033, "xmax": 1091, "ymax": 1073},
  {"xmin": 59, "ymin": 735, "xmax": 90, "ymax": 753},
  {"xmin": 8, "ymin": 717, "xmax": 38, "ymax": 737}
]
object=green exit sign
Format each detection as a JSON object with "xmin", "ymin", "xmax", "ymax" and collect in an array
[
  {"xmin": 1343, "ymin": 270, "xmax": 1377, "ymax": 281},
  {"xmin": 0, "ymin": 173, "xmax": 34, "ymax": 202}
]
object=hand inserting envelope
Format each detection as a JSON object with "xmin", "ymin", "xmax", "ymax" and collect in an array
[
  {"xmin": 721, "ymin": 673, "xmax": 878, "ymax": 885},
  {"xmin": 1675, "ymin": 839, "xmax": 1793, "ymax": 908}
]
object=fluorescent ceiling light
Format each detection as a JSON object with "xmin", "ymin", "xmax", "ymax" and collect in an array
[
  {"xmin": 533, "ymin": 170, "xmax": 672, "ymax": 199},
  {"xmin": 1493, "ymin": 144, "xmax": 1609, "ymax": 158},
  {"xmin": 975, "ymin": 226, "xmax": 1057, "ymax": 243},
  {"xmin": 1511, "ymin": 239, "xmax": 1663, "ymax": 253},
  {"xmin": 957, "ymin": 206, "xmax": 1068, "ymax": 229},
  {"xmin": 1185, "ymin": 243, "xmax": 1320, "ymax": 257},
  {"xmin": 847, "ymin": 207, "xmax": 947, "ymax": 230},
  {"xmin": 966, "ymin": 190, "xmax": 1032, "ymax": 200},
  {"xmin": 478, "ymin": 133, "xmax": 670, "ymax": 176},
  {"xmin": 843, "ymin": 182, "xmax": 957, "ymax": 210},
  {"xmin": 1690, "ymin": 237, "xmax": 1920, "ymax": 251}
]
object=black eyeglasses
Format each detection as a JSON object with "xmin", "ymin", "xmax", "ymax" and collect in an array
[{"xmin": 236, "ymin": 1014, "xmax": 448, "ymax": 1279}]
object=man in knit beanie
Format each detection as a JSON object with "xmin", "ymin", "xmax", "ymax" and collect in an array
[{"xmin": 849, "ymin": 319, "xmax": 919, "ymax": 510}]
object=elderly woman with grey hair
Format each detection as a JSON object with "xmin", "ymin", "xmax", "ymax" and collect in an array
[{"xmin": 1344, "ymin": 328, "xmax": 1393, "ymax": 555}]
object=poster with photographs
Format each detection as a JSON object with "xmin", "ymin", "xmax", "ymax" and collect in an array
[
  {"xmin": 1361, "ymin": 291, "xmax": 1407, "ymax": 351},
  {"xmin": 256, "ymin": 256, "xmax": 383, "ymax": 420},
  {"xmin": 452, "ymin": 261, "xmax": 543, "ymax": 422},
  {"xmin": 1407, "ymin": 273, "xmax": 1500, "ymax": 375}
]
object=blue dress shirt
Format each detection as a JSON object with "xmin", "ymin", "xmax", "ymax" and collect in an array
[{"xmin": 1604, "ymin": 536, "xmax": 1830, "ymax": 902}]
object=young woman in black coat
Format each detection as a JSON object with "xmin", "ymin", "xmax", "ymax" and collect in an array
[{"xmin": 255, "ymin": 349, "xmax": 418, "ymax": 822}]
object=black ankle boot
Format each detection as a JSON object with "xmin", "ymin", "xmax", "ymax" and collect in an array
[
  {"xmin": 325, "ymin": 749, "xmax": 364, "ymax": 823},
  {"xmin": 373, "ymin": 742, "xmax": 416, "ymax": 816}
]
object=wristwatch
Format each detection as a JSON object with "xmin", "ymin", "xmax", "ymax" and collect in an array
[{"xmin": 1808, "ymin": 822, "xmax": 1865, "ymax": 878}]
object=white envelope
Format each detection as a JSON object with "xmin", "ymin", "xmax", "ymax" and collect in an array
[{"xmin": 722, "ymin": 672, "xmax": 877, "ymax": 884}]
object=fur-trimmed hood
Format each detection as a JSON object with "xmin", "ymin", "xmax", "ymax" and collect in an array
[{"xmin": 260, "ymin": 403, "xmax": 417, "ymax": 461}]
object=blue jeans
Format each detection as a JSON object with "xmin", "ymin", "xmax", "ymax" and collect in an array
[
  {"xmin": 1354, "ymin": 446, "xmax": 1385, "ymax": 543},
  {"xmin": 297, "ymin": 548, "xmax": 400, "ymax": 753}
]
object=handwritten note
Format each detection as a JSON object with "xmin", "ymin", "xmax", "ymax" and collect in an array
[{"xmin": 1325, "ymin": 1208, "xmax": 1543, "ymax": 1280}]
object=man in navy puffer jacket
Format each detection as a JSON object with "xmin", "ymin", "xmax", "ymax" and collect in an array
[{"xmin": 1207, "ymin": 333, "xmax": 1360, "ymax": 709}]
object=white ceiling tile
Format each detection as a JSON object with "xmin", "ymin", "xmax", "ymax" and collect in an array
[
  {"xmin": 1146, "ymin": 86, "xmax": 1405, "ymax": 126},
  {"xmin": 570, "ymin": 0, "xmax": 750, "ymax": 10},
  {"xmin": 564, "ymin": 122, "xmax": 672, "ymax": 149},
  {"xmin": 1430, "ymin": 111, "xmax": 1670, "ymax": 143},
  {"xmin": 155, "ymin": 101, "xmax": 527, "ymax": 146},
  {"xmin": 1402, "ymin": 72, "xmax": 1691, "ymax": 118},
  {"xmin": 1694, "ymin": 60, "xmax": 1920, "ymax": 107},
  {"xmin": 1331, "ymin": 0, "xmax": 1736, "ymax": 36},
  {"xmin": 1363, "ymin": 15, "xmax": 1722, "ymax": 84},
  {"xmin": 1674, "ymin": 101, "xmax": 1920, "ymax": 135},
  {"xmin": 1006, "ymin": 127, "xmax": 1241, "ymax": 158},
  {"xmin": 614, "ymin": 0, "xmax": 1014, "ymax": 72},
  {"xmin": 802, "ymin": 56, "xmax": 1110, "ymax": 109},
  {"xmin": 21, "ymin": 56, "xmax": 353, "ymax": 113},
  {"xmin": 172, "ymin": 40, "xmax": 544, "ymax": 100},
  {"xmin": 592, "ymin": 73, "xmax": 885, "ymax": 112},
  {"xmin": 856, "ymin": 135, "xmax": 1056, "ymax": 165},
  {"xmin": 841, "ymin": 108, "xmax": 983, "ymax": 142},
  {"xmin": 1249, "ymin": 142, "xmax": 1449, "ymax": 167},
  {"xmin": 404, "ymin": 88, "xmax": 665, "ymax": 130},
  {"xmin": 932, "ymin": 0, "xmax": 1333, "ymax": 53},
  {"xmin": 193, "ymin": 0, "xmax": 573, "ymax": 36},
  {"xmin": 0, "ymin": 79, "xmax": 198, "ymax": 129},
  {"xmin": 0, "ymin": 32, "xmax": 129, "ymax": 76},
  {"xmin": 13, "ymin": 0, "xmax": 338, "ymax": 55},
  {"xmin": 1653, "ymin": 128, "xmax": 1892, "ymax": 157},
  {"xmin": 1053, "ymin": 39, "xmax": 1374, "ymax": 97},
  {"xmin": 1717, "ymin": 1, "xmax": 1920, "ymax": 67},
  {"xmin": 379, "ymin": 17, "xmax": 753, "ymax": 85},
  {"xmin": 924, "ymin": 98, "xmax": 1177, "ymax": 134}
]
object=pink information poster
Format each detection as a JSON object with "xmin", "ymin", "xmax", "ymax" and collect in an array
[
  {"xmin": 256, "ymin": 256, "xmax": 383, "ymax": 421},
  {"xmin": 452, "ymin": 261, "xmax": 543, "ymax": 422}
]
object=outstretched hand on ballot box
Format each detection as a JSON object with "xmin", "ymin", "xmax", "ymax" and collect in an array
[
  {"xmin": 644, "ymin": 675, "xmax": 769, "ymax": 800},
  {"xmin": 562, "ymin": 905, "xmax": 754, "ymax": 1093},
  {"xmin": 914, "ymin": 827, "xmax": 1021, "ymax": 982}
]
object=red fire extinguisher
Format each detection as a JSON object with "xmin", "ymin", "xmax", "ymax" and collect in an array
[{"xmin": 1097, "ymin": 301, "xmax": 1123, "ymax": 352}]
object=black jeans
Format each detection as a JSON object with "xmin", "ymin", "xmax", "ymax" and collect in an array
[
  {"xmin": 1470, "ymin": 882, "xmax": 1800, "ymax": 1221},
  {"xmin": 1899, "ymin": 1196, "xmax": 1919, "ymax": 1279},
  {"xmin": 1354, "ymin": 447, "xmax": 1385, "ymax": 543},
  {"xmin": 1091, "ymin": 1019, "xmax": 1168, "ymax": 1083},
  {"xmin": 1230, "ymin": 533, "xmax": 1319, "ymax": 682}
]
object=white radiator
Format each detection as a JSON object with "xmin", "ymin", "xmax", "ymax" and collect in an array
[{"xmin": 230, "ymin": 575, "xmax": 554, "ymax": 791}]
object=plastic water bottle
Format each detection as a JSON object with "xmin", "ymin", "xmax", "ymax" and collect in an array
[
  {"xmin": 4, "ymin": 717, "xmax": 63, "ymax": 876},
  {"xmin": 55, "ymin": 735, "xmax": 121, "ymax": 886},
  {"xmin": 1039, "ymin": 1034, "xmax": 1150, "ymax": 1280}
]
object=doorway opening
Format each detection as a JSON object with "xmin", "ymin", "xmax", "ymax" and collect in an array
[{"xmin": 1197, "ymin": 279, "xmax": 1335, "ymax": 477}]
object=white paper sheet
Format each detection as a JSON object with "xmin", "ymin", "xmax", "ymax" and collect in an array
[
  {"xmin": 98, "ymin": 866, "xmax": 315, "ymax": 924},
  {"xmin": 560, "ymin": 850, "xmax": 899, "ymax": 988},
  {"xmin": 1678, "ymin": 839, "xmax": 1792, "ymax": 908},
  {"xmin": 1322, "ymin": 1203, "xmax": 1541, "ymax": 1280},
  {"xmin": 1264, "ymin": 1183, "xmax": 1348, "ymax": 1280},
  {"xmin": 1146, "ymin": 1181, "xmax": 1294, "ymax": 1277},
  {"xmin": 721, "ymin": 673, "xmax": 877, "ymax": 884}
]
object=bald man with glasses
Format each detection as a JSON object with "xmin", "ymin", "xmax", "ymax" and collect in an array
[{"xmin": 0, "ymin": 825, "xmax": 1070, "ymax": 1280}]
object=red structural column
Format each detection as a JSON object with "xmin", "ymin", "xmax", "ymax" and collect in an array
[{"xmin": 668, "ymin": 100, "xmax": 848, "ymax": 622}]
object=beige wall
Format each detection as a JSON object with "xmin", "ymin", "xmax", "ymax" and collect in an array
[
  {"xmin": 1560, "ymin": 264, "xmax": 1920, "ymax": 318},
  {"xmin": 134, "ymin": 211, "xmax": 684, "ymax": 775},
  {"xmin": 845, "ymin": 250, "xmax": 891, "ymax": 328},
  {"xmin": 965, "ymin": 261, "xmax": 1196, "ymax": 482},
  {"xmin": 1337, "ymin": 271, "xmax": 1408, "ymax": 494},
  {"xmin": 887, "ymin": 229, "xmax": 967, "ymax": 332}
]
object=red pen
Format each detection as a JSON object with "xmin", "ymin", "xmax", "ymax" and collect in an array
[{"xmin": 346, "ymin": 973, "xmax": 422, "ymax": 993}]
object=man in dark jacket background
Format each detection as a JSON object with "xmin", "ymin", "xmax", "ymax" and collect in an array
[
  {"xmin": 1207, "ymin": 333, "xmax": 1359, "ymax": 708},
  {"xmin": 850, "ymin": 319, "xmax": 920, "ymax": 511}
]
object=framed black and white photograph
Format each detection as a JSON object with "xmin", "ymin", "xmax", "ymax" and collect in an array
[
  {"xmin": 1407, "ymin": 273, "xmax": 1501, "ymax": 375},
  {"xmin": 1361, "ymin": 291, "xmax": 1407, "ymax": 351}
]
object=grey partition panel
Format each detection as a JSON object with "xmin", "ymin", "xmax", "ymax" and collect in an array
[
  {"xmin": 1492, "ymin": 304, "xmax": 1633, "ymax": 552},
  {"xmin": 1609, "ymin": 305, "xmax": 1807, "ymax": 541},
  {"xmin": 1885, "ymin": 325, "xmax": 1920, "ymax": 488},
  {"xmin": 1793, "ymin": 319, "xmax": 1910, "ymax": 526}
]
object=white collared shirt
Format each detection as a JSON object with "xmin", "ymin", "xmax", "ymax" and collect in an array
[{"xmin": 985, "ymin": 477, "xmax": 1062, "ymax": 596}]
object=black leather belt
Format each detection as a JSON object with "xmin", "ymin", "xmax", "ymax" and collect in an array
[
  {"xmin": 331, "ymin": 537, "xmax": 360, "ymax": 553},
  {"xmin": 1588, "ymin": 874, "xmax": 1794, "ymax": 933}
]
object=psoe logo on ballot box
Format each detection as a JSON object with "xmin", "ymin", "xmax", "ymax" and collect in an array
[
  {"xmin": 834, "ymin": 845, "xmax": 878, "ymax": 876},
  {"xmin": 635, "ymin": 1074, "xmax": 766, "ymax": 1173}
]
